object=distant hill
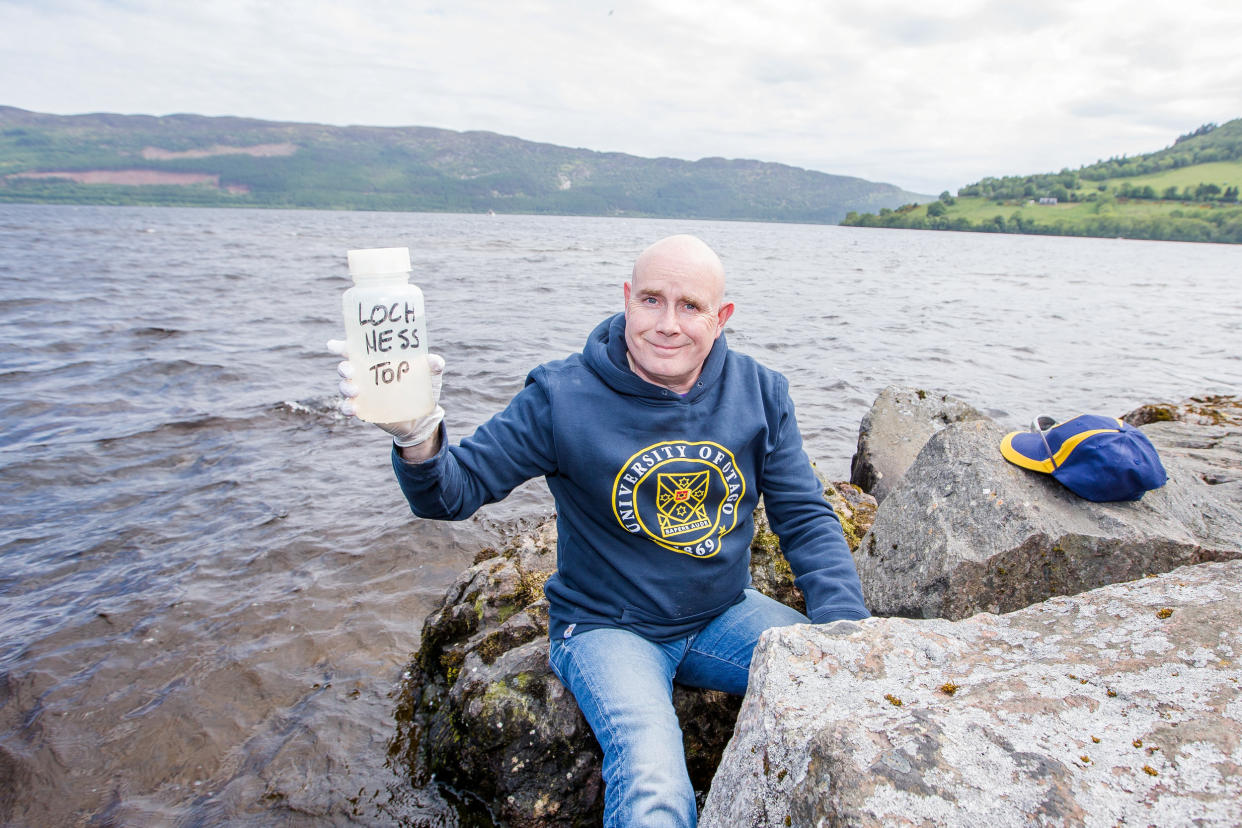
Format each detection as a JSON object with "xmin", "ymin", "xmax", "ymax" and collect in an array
[
  {"xmin": 843, "ymin": 119, "xmax": 1242, "ymax": 244},
  {"xmin": 0, "ymin": 107, "xmax": 930, "ymax": 223}
]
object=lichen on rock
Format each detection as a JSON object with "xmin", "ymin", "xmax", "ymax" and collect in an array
[{"xmin": 701, "ymin": 559, "xmax": 1242, "ymax": 827}]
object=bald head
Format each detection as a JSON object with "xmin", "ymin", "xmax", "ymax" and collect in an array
[
  {"xmin": 622, "ymin": 234, "xmax": 735, "ymax": 394},
  {"xmin": 632, "ymin": 234, "xmax": 726, "ymax": 307}
]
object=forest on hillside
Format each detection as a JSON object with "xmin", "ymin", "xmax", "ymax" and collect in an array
[
  {"xmin": 0, "ymin": 107, "xmax": 928, "ymax": 223},
  {"xmin": 843, "ymin": 120, "xmax": 1242, "ymax": 244}
]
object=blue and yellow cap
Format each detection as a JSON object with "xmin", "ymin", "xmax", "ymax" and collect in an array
[{"xmin": 1000, "ymin": 414, "xmax": 1168, "ymax": 502}]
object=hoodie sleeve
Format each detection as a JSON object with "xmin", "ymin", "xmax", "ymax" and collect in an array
[
  {"xmin": 391, "ymin": 373, "xmax": 557, "ymax": 520},
  {"xmin": 759, "ymin": 382, "xmax": 870, "ymax": 623}
]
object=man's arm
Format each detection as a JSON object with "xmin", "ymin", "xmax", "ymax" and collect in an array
[
  {"xmin": 398, "ymin": 429, "xmax": 440, "ymax": 462},
  {"xmin": 331, "ymin": 339, "xmax": 554, "ymax": 516},
  {"xmin": 760, "ymin": 388, "xmax": 870, "ymax": 623},
  {"xmin": 392, "ymin": 376, "xmax": 557, "ymax": 521}
]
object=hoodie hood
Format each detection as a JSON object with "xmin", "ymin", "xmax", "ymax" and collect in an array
[{"xmin": 582, "ymin": 312, "xmax": 728, "ymax": 403}]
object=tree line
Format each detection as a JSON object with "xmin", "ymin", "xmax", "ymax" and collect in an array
[
  {"xmin": 843, "ymin": 203, "xmax": 1242, "ymax": 244},
  {"xmin": 956, "ymin": 121, "xmax": 1242, "ymax": 204},
  {"xmin": 959, "ymin": 175, "xmax": 1240, "ymax": 205}
]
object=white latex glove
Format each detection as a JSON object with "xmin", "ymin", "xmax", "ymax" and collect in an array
[{"xmin": 327, "ymin": 339, "xmax": 445, "ymax": 447}]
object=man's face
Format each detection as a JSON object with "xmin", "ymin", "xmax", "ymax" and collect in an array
[{"xmin": 623, "ymin": 250, "xmax": 734, "ymax": 394}]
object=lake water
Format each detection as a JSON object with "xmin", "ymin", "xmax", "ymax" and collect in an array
[{"xmin": 0, "ymin": 204, "xmax": 1238, "ymax": 825}]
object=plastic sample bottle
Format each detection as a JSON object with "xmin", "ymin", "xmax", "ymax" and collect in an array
[{"xmin": 340, "ymin": 247, "xmax": 434, "ymax": 423}]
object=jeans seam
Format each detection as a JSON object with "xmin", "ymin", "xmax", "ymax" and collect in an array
[
  {"xmin": 686, "ymin": 612, "xmax": 748, "ymax": 672},
  {"xmin": 559, "ymin": 635, "xmax": 626, "ymax": 766},
  {"xmin": 684, "ymin": 645, "xmax": 748, "ymax": 674}
]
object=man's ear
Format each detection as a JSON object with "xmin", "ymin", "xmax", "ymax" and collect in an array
[
  {"xmin": 715, "ymin": 301, "xmax": 735, "ymax": 335},
  {"xmin": 623, "ymin": 281, "xmax": 632, "ymax": 307}
]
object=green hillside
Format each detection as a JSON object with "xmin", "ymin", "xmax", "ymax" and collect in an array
[
  {"xmin": 842, "ymin": 120, "xmax": 1242, "ymax": 244},
  {"xmin": 0, "ymin": 106, "xmax": 929, "ymax": 223}
]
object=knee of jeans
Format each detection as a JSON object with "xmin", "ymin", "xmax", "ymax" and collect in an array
[
  {"xmin": 633, "ymin": 759, "xmax": 694, "ymax": 797},
  {"xmin": 602, "ymin": 711, "xmax": 690, "ymax": 788}
]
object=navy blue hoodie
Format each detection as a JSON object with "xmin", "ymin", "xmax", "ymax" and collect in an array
[{"xmin": 393, "ymin": 313, "xmax": 869, "ymax": 642}]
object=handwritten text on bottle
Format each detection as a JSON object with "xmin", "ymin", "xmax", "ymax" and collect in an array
[{"xmin": 356, "ymin": 302, "xmax": 421, "ymax": 386}]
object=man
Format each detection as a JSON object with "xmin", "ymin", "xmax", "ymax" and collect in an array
[{"xmin": 335, "ymin": 234, "xmax": 868, "ymax": 827}]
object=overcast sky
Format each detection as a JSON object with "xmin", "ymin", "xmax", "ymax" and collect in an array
[{"xmin": 2, "ymin": 0, "xmax": 1240, "ymax": 195}]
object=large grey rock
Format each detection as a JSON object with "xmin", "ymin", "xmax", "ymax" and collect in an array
[
  {"xmin": 850, "ymin": 386, "xmax": 987, "ymax": 503},
  {"xmin": 852, "ymin": 418, "xmax": 1242, "ymax": 620},
  {"xmin": 701, "ymin": 560, "xmax": 1242, "ymax": 828}
]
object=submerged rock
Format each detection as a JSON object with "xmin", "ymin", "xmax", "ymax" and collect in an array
[
  {"xmin": 849, "ymin": 386, "xmax": 987, "ymax": 503},
  {"xmin": 852, "ymin": 417, "xmax": 1242, "ymax": 620},
  {"xmin": 391, "ymin": 484, "xmax": 875, "ymax": 826},
  {"xmin": 701, "ymin": 559, "xmax": 1242, "ymax": 827}
]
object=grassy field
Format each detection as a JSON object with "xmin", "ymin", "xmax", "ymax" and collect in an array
[
  {"xmin": 1099, "ymin": 160, "xmax": 1242, "ymax": 193},
  {"xmin": 848, "ymin": 176, "xmax": 1242, "ymax": 243},
  {"xmin": 943, "ymin": 195, "xmax": 1230, "ymax": 224},
  {"xmin": 942, "ymin": 160, "xmax": 1242, "ymax": 221}
]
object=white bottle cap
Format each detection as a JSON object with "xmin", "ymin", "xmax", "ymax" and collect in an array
[{"xmin": 347, "ymin": 247, "xmax": 411, "ymax": 276}]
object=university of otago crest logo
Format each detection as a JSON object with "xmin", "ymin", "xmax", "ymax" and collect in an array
[{"xmin": 611, "ymin": 440, "xmax": 746, "ymax": 558}]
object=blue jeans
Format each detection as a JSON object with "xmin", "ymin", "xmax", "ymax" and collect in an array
[{"xmin": 547, "ymin": 589, "xmax": 807, "ymax": 828}]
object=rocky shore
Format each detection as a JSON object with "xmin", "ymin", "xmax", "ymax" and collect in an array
[{"xmin": 389, "ymin": 393, "xmax": 1241, "ymax": 826}]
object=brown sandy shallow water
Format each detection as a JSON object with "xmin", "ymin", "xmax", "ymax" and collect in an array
[{"xmin": 1, "ymin": 204, "xmax": 1238, "ymax": 825}]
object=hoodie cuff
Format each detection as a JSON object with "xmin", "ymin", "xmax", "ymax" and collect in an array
[{"xmin": 809, "ymin": 606, "xmax": 872, "ymax": 625}]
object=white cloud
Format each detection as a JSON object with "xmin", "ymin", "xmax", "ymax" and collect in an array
[{"xmin": 2, "ymin": 0, "xmax": 1240, "ymax": 194}]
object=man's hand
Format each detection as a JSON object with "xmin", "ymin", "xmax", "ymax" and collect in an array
[{"xmin": 328, "ymin": 339, "xmax": 445, "ymax": 460}]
